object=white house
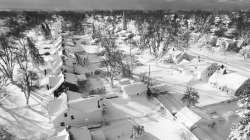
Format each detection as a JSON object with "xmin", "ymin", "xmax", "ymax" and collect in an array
[{"xmin": 208, "ymin": 72, "xmax": 248, "ymax": 95}]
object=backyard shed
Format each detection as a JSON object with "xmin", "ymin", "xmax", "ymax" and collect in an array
[{"xmin": 176, "ymin": 107, "xmax": 202, "ymax": 129}]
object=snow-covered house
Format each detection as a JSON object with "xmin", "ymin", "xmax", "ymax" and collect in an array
[
  {"xmin": 198, "ymin": 34, "xmax": 217, "ymax": 47},
  {"xmin": 45, "ymin": 54, "xmax": 63, "ymax": 75},
  {"xmin": 121, "ymin": 83, "xmax": 147, "ymax": 97},
  {"xmin": 208, "ymin": 72, "xmax": 249, "ymax": 95},
  {"xmin": 193, "ymin": 62, "xmax": 220, "ymax": 81},
  {"xmin": 67, "ymin": 90, "xmax": 82, "ymax": 101},
  {"xmin": 48, "ymin": 93, "xmax": 105, "ymax": 132},
  {"xmin": 176, "ymin": 107, "xmax": 201, "ymax": 129},
  {"xmin": 49, "ymin": 72, "xmax": 64, "ymax": 91},
  {"xmin": 216, "ymin": 37, "xmax": 235, "ymax": 51},
  {"xmin": 38, "ymin": 36, "xmax": 62, "ymax": 56},
  {"xmin": 162, "ymin": 48, "xmax": 194, "ymax": 64}
]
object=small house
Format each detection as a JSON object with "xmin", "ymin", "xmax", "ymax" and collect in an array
[
  {"xmin": 208, "ymin": 72, "xmax": 248, "ymax": 95},
  {"xmin": 176, "ymin": 107, "xmax": 201, "ymax": 129},
  {"xmin": 162, "ymin": 48, "xmax": 194, "ymax": 64}
]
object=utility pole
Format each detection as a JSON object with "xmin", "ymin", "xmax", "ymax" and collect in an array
[{"xmin": 147, "ymin": 64, "xmax": 151, "ymax": 88}]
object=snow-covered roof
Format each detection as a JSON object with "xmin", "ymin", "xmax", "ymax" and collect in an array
[
  {"xmin": 91, "ymin": 130, "xmax": 106, "ymax": 140},
  {"xmin": 176, "ymin": 107, "xmax": 201, "ymax": 128},
  {"xmin": 64, "ymin": 72, "xmax": 78, "ymax": 85},
  {"xmin": 48, "ymin": 129, "xmax": 69, "ymax": 140},
  {"xmin": 68, "ymin": 95, "xmax": 101, "ymax": 113},
  {"xmin": 48, "ymin": 92, "xmax": 67, "ymax": 121},
  {"xmin": 75, "ymin": 65, "xmax": 97, "ymax": 74},
  {"xmin": 69, "ymin": 127, "xmax": 91, "ymax": 140},
  {"xmin": 88, "ymin": 78, "xmax": 105, "ymax": 90},
  {"xmin": 121, "ymin": 82, "xmax": 147, "ymax": 96},
  {"xmin": 82, "ymin": 45, "xmax": 104, "ymax": 54},
  {"xmin": 49, "ymin": 73, "xmax": 64, "ymax": 92},
  {"xmin": 209, "ymin": 72, "xmax": 248, "ymax": 91},
  {"xmin": 67, "ymin": 91, "xmax": 82, "ymax": 101},
  {"xmin": 167, "ymin": 48, "xmax": 183, "ymax": 57},
  {"xmin": 38, "ymin": 37, "xmax": 62, "ymax": 55},
  {"xmin": 65, "ymin": 46, "xmax": 85, "ymax": 53}
]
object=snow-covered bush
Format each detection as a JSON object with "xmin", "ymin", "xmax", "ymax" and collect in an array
[{"xmin": 239, "ymin": 46, "xmax": 250, "ymax": 60}]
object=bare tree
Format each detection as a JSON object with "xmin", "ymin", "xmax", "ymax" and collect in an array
[
  {"xmin": 0, "ymin": 37, "xmax": 17, "ymax": 83},
  {"xmin": 100, "ymin": 36, "xmax": 121, "ymax": 87},
  {"xmin": 15, "ymin": 38, "xmax": 39, "ymax": 105}
]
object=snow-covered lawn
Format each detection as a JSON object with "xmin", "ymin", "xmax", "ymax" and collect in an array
[
  {"xmin": 132, "ymin": 51, "xmax": 233, "ymax": 107},
  {"xmin": 103, "ymin": 94, "xmax": 198, "ymax": 140},
  {"xmin": 0, "ymin": 84, "xmax": 54, "ymax": 139}
]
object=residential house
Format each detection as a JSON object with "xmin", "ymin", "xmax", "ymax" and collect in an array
[
  {"xmin": 193, "ymin": 62, "xmax": 220, "ymax": 81},
  {"xmin": 162, "ymin": 48, "xmax": 194, "ymax": 64},
  {"xmin": 208, "ymin": 72, "xmax": 249, "ymax": 96}
]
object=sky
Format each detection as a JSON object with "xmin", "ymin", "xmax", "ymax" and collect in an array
[{"xmin": 0, "ymin": 0, "xmax": 249, "ymax": 10}]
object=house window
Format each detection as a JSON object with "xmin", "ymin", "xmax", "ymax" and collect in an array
[
  {"xmin": 60, "ymin": 122, "xmax": 65, "ymax": 126},
  {"xmin": 64, "ymin": 113, "xmax": 67, "ymax": 117},
  {"xmin": 71, "ymin": 115, "xmax": 75, "ymax": 120}
]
